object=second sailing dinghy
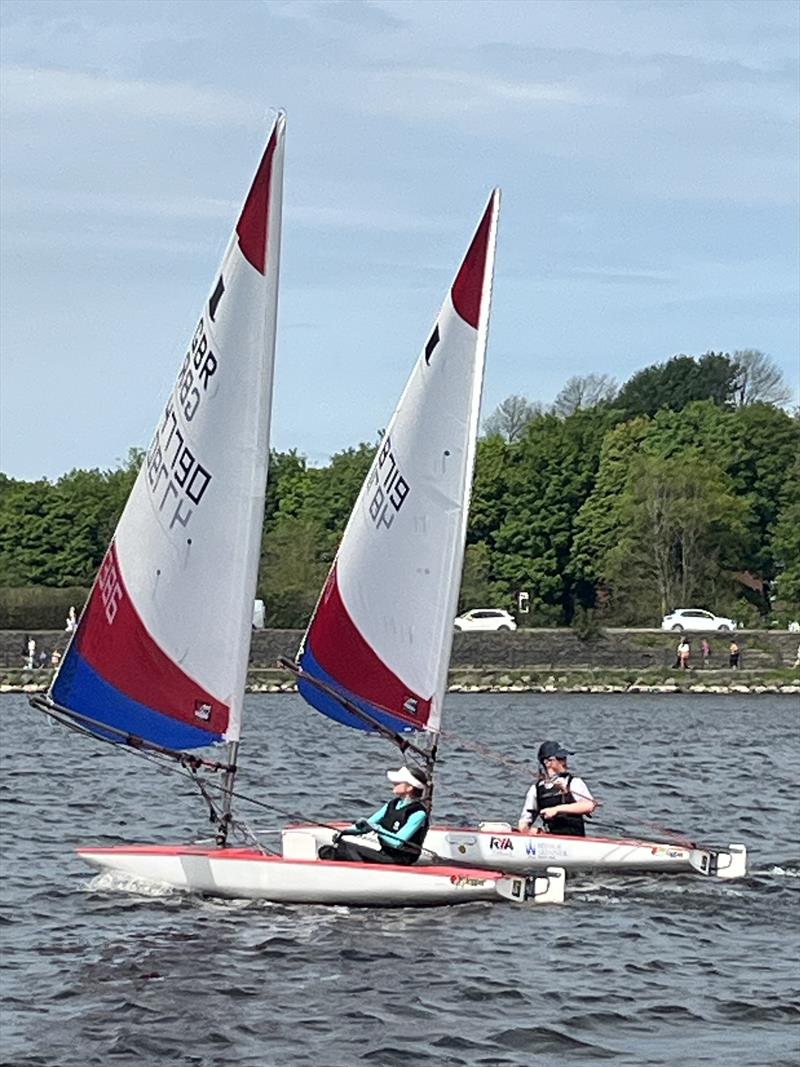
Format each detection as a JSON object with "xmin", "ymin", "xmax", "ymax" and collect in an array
[
  {"xmin": 285, "ymin": 195, "xmax": 746, "ymax": 883},
  {"xmin": 30, "ymin": 122, "xmax": 553, "ymax": 906}
]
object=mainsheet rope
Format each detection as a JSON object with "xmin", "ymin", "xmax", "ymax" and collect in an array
[
  {"xmin": 33, "ymin": 701, "xmax": 513, "ymax": 871},
  {"xmin": 435, "ymin": 725, "xmax": 698, "ymax": 848}
]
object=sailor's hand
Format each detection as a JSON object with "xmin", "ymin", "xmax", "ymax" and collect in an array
[
  {"xmin": 540, "ymin": 807, "xmax": 559, "ymax": 821},
  {"xmin": 355, "ymin": 818, "xmax": 370, "ymax": 832},
  {"xmin": 528, "ymin": 826, "xmax": 543, "ymax": 835},
  {"xmin": 331, "ymin": 831, "xmax": 341, "ymax": 845}
]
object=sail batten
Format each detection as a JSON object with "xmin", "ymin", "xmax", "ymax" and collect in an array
[
  {"xmin": 49, "ymin": 114, "xmax": 286, "ymax": 752},
  {"xmin": 297, "ymin": 190, "xmax": 499, "ymax": 740}
]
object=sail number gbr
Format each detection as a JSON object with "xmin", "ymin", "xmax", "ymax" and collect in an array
[
  {"xmin": 145, "ymin": 318, "xmax": 215, "ymax": 529},
  {"xmin": 365, "ymin": 436, "xmax": 409, "ymax": 530}
]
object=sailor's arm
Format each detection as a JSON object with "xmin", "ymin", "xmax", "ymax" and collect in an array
[
  {"xmin": 346, "ymin": 803, "xmax": 389, "ymax": 835},
  {"xmin": 539, "ymin": 777, "xmax": 597, "ymax": 821},
  {"xmin": 517, "ymin": 784, "xmax": 538, "ymax": 833}
]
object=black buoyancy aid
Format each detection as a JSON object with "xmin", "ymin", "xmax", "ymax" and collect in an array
[
  {"xmin": 536, "ymin": 775, "xmax": 586, "ymax": 837},
  {"xmin": 376, "ymin": 798, "xmax": 429, "ymax": 862}
]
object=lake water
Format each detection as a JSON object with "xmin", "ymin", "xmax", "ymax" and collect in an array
[{"xmin": 1, "ymin": 692, "xmax": 798, "ymax": 1067}]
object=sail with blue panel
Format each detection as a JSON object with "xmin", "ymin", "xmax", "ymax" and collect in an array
[{"xmin": 47, "ymin": 114, "xmax": 286, "ymax": 752}]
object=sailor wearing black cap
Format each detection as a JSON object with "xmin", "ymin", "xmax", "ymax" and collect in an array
[
  {"xmin": 319, "ymin": 766, "xmax": 430, "ymax": 865},
  {"xmin": 517, "ymin": 741, "xmax": 595, "ymax": 837}
]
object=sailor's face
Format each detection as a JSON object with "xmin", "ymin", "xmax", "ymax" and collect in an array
[
  {"xmin": 544, "ymin": 755, "xmax": 567, "ymax": 776},
  {"xmin": 392, "ymin": 781, "xmax": 413, "ymax": 797}
]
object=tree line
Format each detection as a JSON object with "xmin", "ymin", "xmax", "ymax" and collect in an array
[{"xmin": 1, "ymin": 349, "xmax": 797, "ymax": 630}]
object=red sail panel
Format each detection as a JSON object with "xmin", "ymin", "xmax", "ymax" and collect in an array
[
  {"xmin": 305, "ymin": 563, "xmax": 432, "ymax": 730},
  {"xmin": 76, "ymin": 543, "xmax": 229, "ymax": 737},
  {"xmin": 235, "ymin": 124, "xmax": 279, "ymax": 275},
  {"xmin": 450, "ymin": 194, "xmax": 494, "ymax": 329}
]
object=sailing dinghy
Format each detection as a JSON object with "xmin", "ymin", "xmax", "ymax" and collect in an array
[
  {"xmin": 30, "ymin": 119, "xmax": 559, "ymax": 907},
  {"xmin": 284, "ymin": 187, "xmax": 746, "ymax": 882}
]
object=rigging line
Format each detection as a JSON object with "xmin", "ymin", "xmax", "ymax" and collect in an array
[
  {"xmin": 278, "ymin": 657, "xmax": 434, "ymax": 764},
  {"xmin": 33, "ymin": 699, "xmax": 530, "ymax": 872},
  {"xmin": 32, "ymin": 695, "xmax": 346, "ymax": 834},
  {"xmin": 29, "ymin": 696, "xmax": 231, "ymax": 772},
  {"xmin": 436, "ymin": 725, "xmax": 698, "ymax": 848}
]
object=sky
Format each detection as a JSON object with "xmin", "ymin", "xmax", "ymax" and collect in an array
[{"xmin": 1, "ymin": 0, "xmax": 798, "ymax": 481}]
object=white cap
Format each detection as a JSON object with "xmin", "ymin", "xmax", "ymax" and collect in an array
[{"xmin": 387, "ymin": 766, "xmax": 427, "ymax": 791}]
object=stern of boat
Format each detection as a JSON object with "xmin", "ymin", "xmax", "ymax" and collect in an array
[{"xmin": 688, "ymin": 843, "xmax": 747, "ymax": 879}]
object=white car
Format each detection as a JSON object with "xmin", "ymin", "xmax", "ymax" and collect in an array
[
  {"xmin": 454, "ymin": 609, "xmax": 517, "ymax": 632},
  {"xmin": 660, "ymin": 609, "xmax": 737, "ymax": 633}
]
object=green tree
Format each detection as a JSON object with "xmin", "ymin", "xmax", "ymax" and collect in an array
[
  {"xmin": 258, "ymin": 515, "xmax": 331, "ymax": 628},
  {"xmin": 603, "ymin": 454, "xmax": 750, "ymax": 621},
  {"xmin": 572, "ymin": 416, "xmax": 652, "ymax": 603},
  {"xmin": 770, "ymin": 453, "xmax": 800, "ymax": 613},
  {"xmin": 614, "ymin": 352, "xmax": 738, "ymax": 418},
  {"xmin": 490, "ymin": 408, "xmax": 611, "ymax": 623}
]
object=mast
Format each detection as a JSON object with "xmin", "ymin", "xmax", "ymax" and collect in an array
[
  {"xmin": 292, "ymin": 190, "xmax": 501, "ymax": 803},
  {"xmin": 30, "ymin": 115, "xmax": 286, "ymax": 839},
  {"xmin": 428, "ymin": 189, "xmax": 500, "ymax": 765}
]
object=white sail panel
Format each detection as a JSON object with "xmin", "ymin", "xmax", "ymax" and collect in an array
[
  {"xmin": 298, "ymin": 191, "xmax": 499, "ymax": 736},
  {"xmin": 51, "ymin": 114, "xmax": 285, "ymax": 749}
]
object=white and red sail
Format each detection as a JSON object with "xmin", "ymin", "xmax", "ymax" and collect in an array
[
  {"xmin": 297, "ymin": 190, "xmax": 499, "ymax": 737},
  {"xmin": 51, "ymin": 113, "xmax": 286, "ymax": 750}
]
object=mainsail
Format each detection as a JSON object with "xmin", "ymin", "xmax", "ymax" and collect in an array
[
  {"xmin": 49, "ymin": 113, "xmax": 286, "ymax": 751},
  {"xmin": 296, "ymin": 191, "xmax": 499, "ymax": 738}
]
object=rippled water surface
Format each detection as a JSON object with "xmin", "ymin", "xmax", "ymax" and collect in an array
[{"xmin": 1, "ymin": 692, "xmax": 798, "ymax": 1067}]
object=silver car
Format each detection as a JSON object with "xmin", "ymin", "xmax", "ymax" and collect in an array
[{"xmin": 661, "ymin": 608, "xmax": 737, "ymax": 632}]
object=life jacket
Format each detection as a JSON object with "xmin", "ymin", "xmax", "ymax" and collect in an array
[
  {"xmin": 376, "ymin": 797, "xmax": 429, "ymax": 863},
  {"xmin": 536, "ymin": 775, "xmax": 586, "ymax": 837}
]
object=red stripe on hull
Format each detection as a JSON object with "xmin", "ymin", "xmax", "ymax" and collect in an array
[
  {"xmin": 77, "ymin": 844, "xmax": 502, "ymax": 879},
  {"xmin": 235, "ymin": 124, "xmax": 278, "ymax": 274},
  {"xmin": 450, "ymin": 194, "xmax": 493, "ymax": 329},
  {"xmin": 307, "ymin": 564, "xmax": 431, "ymax": 729},
  {"xmin": 77, "ymin": 543, "xmax": 228, "ymax": 737}
]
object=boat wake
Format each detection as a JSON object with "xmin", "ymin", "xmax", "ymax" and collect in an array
[
  {"xmin": 85, "ymin": 870, "xmax": 176, "ymax": 897},
  {"xmin": 758, "ymin": 864, "xmax": 800, "ymax": 878}
]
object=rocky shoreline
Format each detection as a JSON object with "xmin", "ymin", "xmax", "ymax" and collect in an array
[{"xmin": 5, "ymin": 667, "xmax": 798, "ymax": 697}]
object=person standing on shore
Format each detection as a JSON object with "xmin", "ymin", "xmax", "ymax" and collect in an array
[
  {"xmin": 701, "ymin": 638, "xmax": 711, "ymax": 667},
  {"xmin": 678, "ymin": 638, "xmax": 691, "ymax": 670},
  {"xmin": 729, "ymin": 640, "xmax": 740, "ymax": 669},
  {"xmin": 518, "ymin": 742, "xmax": 596, "ymax": 837}
]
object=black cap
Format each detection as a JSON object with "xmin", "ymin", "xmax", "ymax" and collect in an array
[{"xmin": 538, "ymin": 741, "xmax": 573, "ymax": 763}]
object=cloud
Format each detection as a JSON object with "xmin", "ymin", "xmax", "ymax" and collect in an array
[{"xmin": 0, "ymin": 65, "xmax": 263, "ymax": 127}]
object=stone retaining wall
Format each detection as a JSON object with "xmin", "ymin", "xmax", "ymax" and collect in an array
[{"xmin": 2, "ymin": 627, "xmax": 798, "ymax": 670}]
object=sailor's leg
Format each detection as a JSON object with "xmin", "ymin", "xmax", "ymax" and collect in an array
[{"xmin": 331, "ymin": 840, "xmax": 402, "ymax": 864}]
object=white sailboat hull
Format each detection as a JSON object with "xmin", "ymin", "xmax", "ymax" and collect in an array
[
  {"xmin": 421, "ymin": 824, "xmax": 747, "ymax": 879},
  {"xmin": 76, "ymin": 842, "xmax": 566, "ymax": 906},
  {"xmin": 295, "ymin": 823, "xmax": 747, "ymax": 879}
]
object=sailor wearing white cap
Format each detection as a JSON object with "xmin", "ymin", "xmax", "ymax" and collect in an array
[{"xmin": 319, "ymin": 766, "xmax": 430, "ymax": 865}]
